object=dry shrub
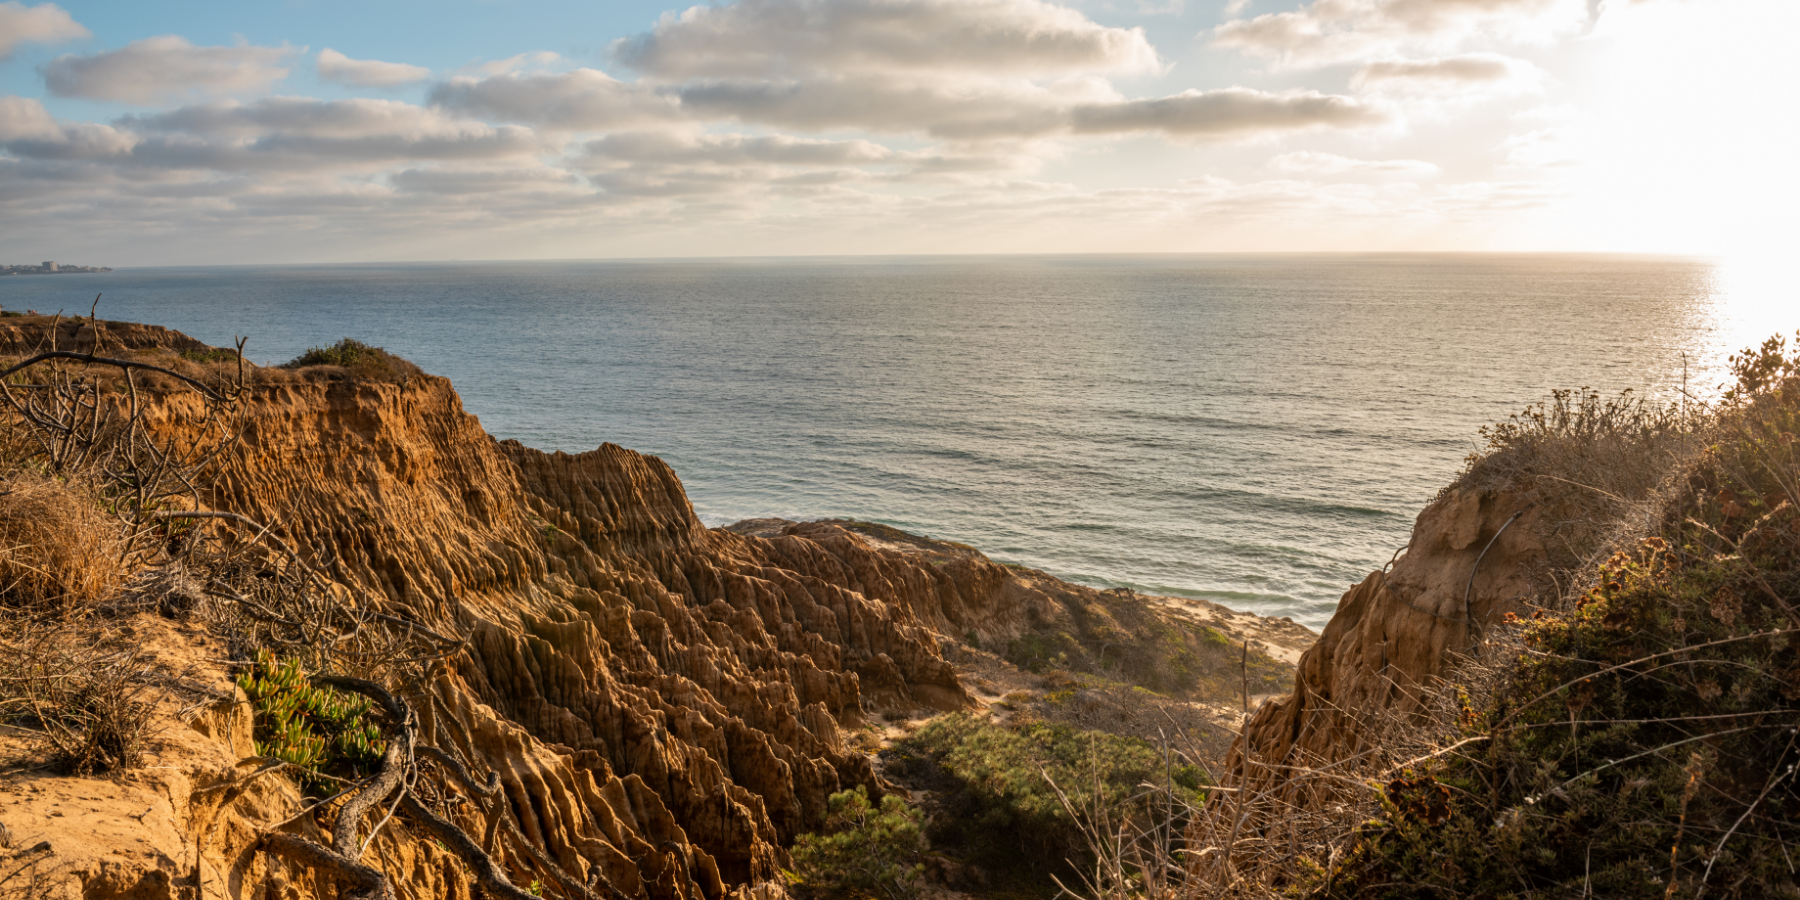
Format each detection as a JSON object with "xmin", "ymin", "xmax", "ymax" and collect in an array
[
  {"xmin": 0, "ymin": 474, "xmax": 124, "ymax": 611},
  {"xmin": 1447, "ymin": 387, "xmax": 1703, "ymax": 597},
  {"xmin": 1086, "ymin": 387, "xmax": 1732, "ymax": 899},
  {"xmin": 1315, "ymin": 335, "xmax": 1800, "ymax": 899},
  {"xmin": 0, "ymin": 619, "xmax": 155, "ymax": 774}
]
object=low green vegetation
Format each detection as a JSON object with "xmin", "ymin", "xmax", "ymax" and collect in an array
[
  {"xmin": 1003, "ymin": 599, "xmax": 1288, "ymax": 700},
  {"xmin": 282, "ymin": 337, "xmax": 421, "ymax": 382},
  {"xmin": 1324, "ymin": 334, "xmax": 1800, "ymax": 898},
  {"xmin": 789, "ymin": 786, "xmax": 927, "ymax": 900},
  {"xmin": 235, "ymin": 649, "xmax": 386, "ymax": 790},
  {"xmin": 887, "ymin": 713, "xmax": 1204, "ymax": 889}
]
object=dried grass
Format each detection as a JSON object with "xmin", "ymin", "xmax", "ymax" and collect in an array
[{"xmin": 0, "ymin": 473, "xmax": 124, "ymax": 611}]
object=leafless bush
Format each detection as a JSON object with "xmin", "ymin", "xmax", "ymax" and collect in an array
[
  {"xmin": 0, "ymin": 323, "xmax": 247, "ymax": 574},
  {"xmin": 0, "ymin": 617, "xmax": 157, "ymax": 774},
  {"xmin": 1042, "ymin": 736, "xmax": 1193, "ymax": 900},
  {"xmin": 1035, "ymin": 685, "xmax": 1239, "ymax": 762}
]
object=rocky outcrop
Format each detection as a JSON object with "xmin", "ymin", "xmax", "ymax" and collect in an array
[
  {"xmin": 2, "ymin": 319, "xmax": 1309, "ymax": 900},
  {"xmin": 1222, "ymin": 486, "xmax": 1546, "ymax": 798},
  {"xmin": 726, "ymin": 518, "xmax": 1314, "ymax": 699},
  {"xmin": 134, "ymin": 375, "xmax": 977, "ymax": 892}
]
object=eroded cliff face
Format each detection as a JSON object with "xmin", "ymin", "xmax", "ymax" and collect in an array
[
  {"xmin": 129, "ymin": 374, "xmax": 982, "ymax": 893},
  {"xmin": 1, "ymin": 325, "xmax": 1308, "ymax": 900},
  {"xmin": 1223, "ymin": 486, "xmax": 1547, "ymax": 799}
]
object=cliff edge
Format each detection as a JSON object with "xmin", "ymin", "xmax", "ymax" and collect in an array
[{"xmin": 0, "ymin": 320, "xmax": 1308, "ymax": 900}]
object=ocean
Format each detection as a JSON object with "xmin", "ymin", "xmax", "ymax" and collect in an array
[{"xmin": 2, "ymin": 254, "xmax": 1779, "ymax": 627}]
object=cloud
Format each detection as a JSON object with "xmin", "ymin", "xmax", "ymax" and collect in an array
[
  {"xmin": 1356, "ymin": 53, "xmax": 1506, "ymax": 83},
  {"xmin": 428, "ymin": 69, "xmax": 682, "ymax": 131},
  {"xmin": 317, "ymin": 48, "xmax": 431, "ymax": 88},
  {"xmin": 1351, "ymin": 53, "xmax": 1543, "ymax": 95},
  {"xmin": 1071, "ymin": 87, "xmax": 1389, "ymax": 138},
  {"xmin": 0, "ymin": 95, "xmax": 135, "ymax": 159},
  {"xmin": 574, "ymin": 129, "xmax": 1036, "ymax": 199},
  {"xmin": 1267, "ymin": 150, "xmax": 1438, "ymax": 176},
  {"xmin": 673, "ymin": 74, "xmax": 1088, "ymax": 138},
  {"xmin": 465, "ymin": 51, "xmax": 563, "ymax": 77},
  {"xmin": 1214, "ymin": 0, "xmax": 1592, "ymax": 68},
  {"xmin": 0, "ymin": 2, "xmax": 87, "ymax": 60},
  {"xmin": 612, "ymin": 0, "xmax": 1159, "ymax": 77},
  {"xmin": 390, "ymin": 165, "xmax": 579, "ymax": 195},
  {"xmin": 585, "ymin": 131, "xmax": 893, "ymax": 166},
  {"xmin": 42, "ymin": 36, "xmax": 296, "ymax": 105},
  {"xmin": 433, "ymin": 65, "xmax": 1385, "ymax": 143},
  {"xmin": 421, "ymin": 2, "xmax": 1380, "ymax": 144},
  {"xmin": 116, "ymin": 97, "xmax": 542, "ymax": 170}
]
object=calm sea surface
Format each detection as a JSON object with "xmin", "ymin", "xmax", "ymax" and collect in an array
[{"xmin": 2, "ymin": 254, "xmax": 1778, "ymax": 627}]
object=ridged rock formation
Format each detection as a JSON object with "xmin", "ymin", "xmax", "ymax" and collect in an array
[
  {"xmin": 137, "ymin": 375, "xmax": 979, "ymax": 893},
  {"xmin": 1, "ymin": 321, "xmax": 1309, "ymax": 899}
]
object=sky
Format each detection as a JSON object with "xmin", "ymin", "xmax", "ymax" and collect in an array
[{"xmin": 0, "ymin": 0, "xmax": 1794, "ymax": 264}]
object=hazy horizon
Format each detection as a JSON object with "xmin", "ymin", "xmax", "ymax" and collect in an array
[{"xmin": 12, "ymin": 249, "xmax": 1732, "ymax": 268}]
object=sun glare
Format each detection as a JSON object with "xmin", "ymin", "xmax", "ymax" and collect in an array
[{"xmin": 1572, "ymin": 0, "xmax": 1800, "ymax": 259}]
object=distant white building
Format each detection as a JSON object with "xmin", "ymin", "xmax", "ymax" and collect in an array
[{"xmin": 42, "ymin": 261, "xmax": 56, "ymax": 272}]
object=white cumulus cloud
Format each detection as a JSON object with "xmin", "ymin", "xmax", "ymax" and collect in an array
[
  {"xmin": 317, "ymin": 48, "xmax": 431, "ymax": 88},
  {"xmin": 42, "ymin": 36, "xmax": 297, "ymax": 105},
  {"xmin": 118, "ymin": 97, "xmax": 543, "ymax": 170},
  {"xmin": 0, "ymin": 2, "xmax": 87, "ymax": 60},
  {"xmin": 428, "ymin": 69, "xmax": 683, "ymax": 132},
  {"xmin": 612, "ymin": 0, "xmax": 1160, "ymax": 77},
  {"xmin": 0, "ymin": 95, "xmax": 136, "ymax": 159},
  {"xmin": 671, "ymin": 73, "xmax": 1095, "ymax": 138},
  {"xmin": 585, "ymin": 131, "xmax": 894, "ymax": 166}
]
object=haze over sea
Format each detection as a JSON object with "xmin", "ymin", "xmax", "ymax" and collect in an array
[{"xmin": 2, "ymin": 254, "xmax": 1780, "ymax": 627}]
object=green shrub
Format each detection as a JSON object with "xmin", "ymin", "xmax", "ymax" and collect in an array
[
  {"xmin": 235, "ymin": 649, "xmax": 386, "ymax": 790},
  {"xmin": 281, "ymin": 338, "xmax": 421, "ymax": 382},
  {"xmin": 1324, "ymin": 333, "xmax": 1800, "ymax": 899},
  {"xmin": 789, "ymin": 786, "xmax": 925, "ymax": 900},
  {"xmin": 890, "ymin": 713, "xmax": 1204, "ymax": 883}
]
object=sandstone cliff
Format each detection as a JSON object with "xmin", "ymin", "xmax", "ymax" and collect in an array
[
  {"xmin": 0, "ymin": 322, "xmax": 1307, "ymax": 900},
  {"xmin": 1227, "ymin": 487, "xmax": 1545, "ymax": 785}
]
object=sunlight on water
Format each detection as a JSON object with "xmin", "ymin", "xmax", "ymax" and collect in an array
[{"xmin": 1708, "ymin": 256, "xmax": 1797, "ymax": 374}]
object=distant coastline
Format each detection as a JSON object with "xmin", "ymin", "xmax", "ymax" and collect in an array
[{"xmin": 0, "ymin": 261, "xmax": 112, "ymax": 276}]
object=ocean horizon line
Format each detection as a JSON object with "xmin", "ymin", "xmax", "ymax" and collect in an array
[{"xmin": 15, "ymin": 249, "xmax": 1725, "ymax": 273}]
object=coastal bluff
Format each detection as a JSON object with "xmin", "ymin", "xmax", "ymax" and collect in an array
[{"xmin": 0, "ymin": 320, "xmax": 1308, "ymax": 900}]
